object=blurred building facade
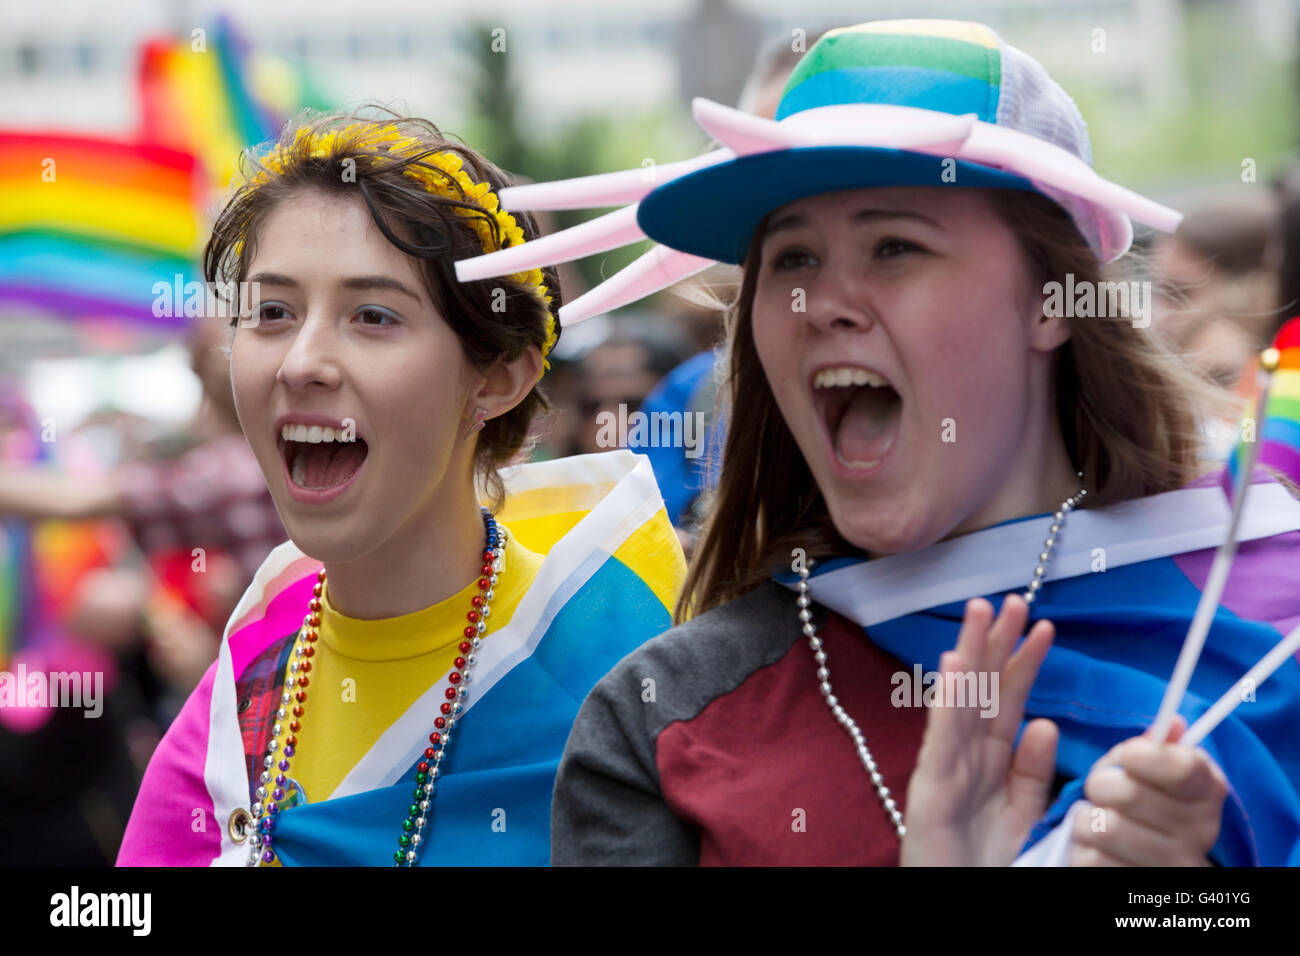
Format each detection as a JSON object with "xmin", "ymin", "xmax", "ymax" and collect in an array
[{"xmin": 3, "ymin": 0, "xmax": 1294, "ymax": 138}]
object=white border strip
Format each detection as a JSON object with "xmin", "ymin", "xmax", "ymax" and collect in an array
[
  {"xmin": 206, "ymin": 539, "xmax": 304, "ymax": 866},
  {"xmin": 796, "ymin": 484, "xmax": 1300, "ymax": 628}
]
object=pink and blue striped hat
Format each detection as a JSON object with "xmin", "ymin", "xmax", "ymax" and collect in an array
[{"xmin": 456, "ymin": 19, "xmax": 1182, "ymax": 324}]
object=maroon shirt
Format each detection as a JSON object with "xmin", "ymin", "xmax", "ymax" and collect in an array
[{"xmin": 551, "ymin": 581, "xmax": 928, "ymax": 865}]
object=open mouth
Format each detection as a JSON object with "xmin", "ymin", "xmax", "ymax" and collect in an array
[
  {"xmin": 811, "ymin": 366, "xmax": 903, "ymax": 470},
  {"xmin": 277, "ymin": 424, "xmax": 369, "ymax": 492}
]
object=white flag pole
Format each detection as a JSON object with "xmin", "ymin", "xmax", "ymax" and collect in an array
[
  {"xmin": 1182, "ymin": 621, "xmax": 1300, "ymax": 748},
  {"xmin": 1149, "ymin": 349, "xmax": 1278, "ymax": 740}
]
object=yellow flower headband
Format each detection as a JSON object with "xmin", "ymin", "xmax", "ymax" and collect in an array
[{"xmin": 239, "ymin": 121, "xmax": 558, "ymax": 370}]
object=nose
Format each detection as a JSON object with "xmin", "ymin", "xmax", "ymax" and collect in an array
[
  {"xmin": 275, "ymin": 312, "xmax": 344, "ymax": 392},
  {"xmin": 801, "ymin": 256, "xmax": 875, "ymax": 336}
]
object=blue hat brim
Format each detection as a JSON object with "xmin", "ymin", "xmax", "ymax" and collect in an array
[{"xmin": 636, "ymin": 146, "xmax": 1038, "ymax": 265}]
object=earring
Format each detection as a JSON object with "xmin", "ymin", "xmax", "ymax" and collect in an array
[{"xmin": 463, "ymin": 407, "xmax": 488, "ymax": 440}]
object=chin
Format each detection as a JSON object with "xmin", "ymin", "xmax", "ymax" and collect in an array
[
  {"xmin": 280, "ymin": 528, "xmax": 332, "ymax": 564},
  {"xmin": 823, "ymin": 490, "xmax": 944, "ymax": 558},
  {"xmin": 277, "ymin": 517, "xmax": 361, "ymax": 565}
]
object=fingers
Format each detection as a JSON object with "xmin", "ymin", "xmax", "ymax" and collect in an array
[
  {"xmin": 952, "ymin": 598, "xmax": 993, "ymax": 675},
  {"xmin": 1069, "ymin": 798, "xmax": 1216, "ymax": 866},
  {"xmin": 913, "ymin": 596, "xmax": 1007, "ymax": 775},
  {"xmin": 1068, "ymin": 804, "xmax": 1152, "ymax": 866},
  {"xmin": 986, "ymin": 593, "xmax": 1029, "ymax": 669},
  {"xmin": 936, "ymin": 599, "xmax": 995, "ymax": 734},
  {"xmin": 1005, "ymin": 717, "xmax": 1059, "ymax": 822},
  {"xmin": 1083, "ymin": 766, "xmax": 1182, "ymax": 837},
  {"xmin": 1092, "ymin": 728, "xmax": 1222, "ymax": 806},
  {"xmin": 909, "ymin": 649, "xmax": 977, "ymax": 787},
  {"xmin": 1087, "ymin": 740, "xmax": 1126, "ymax": 777},
  {"xmin": 1154, "ymin": 713, "xmax": 1188, "ymax": 742},
  {"xmin": 1085, "ymin": 714, "xmax": 1171, "ymax": 776},
  {"xmin": 927, "ymin": 649, "xmax": 980, "ymax": 759},
  {"xmin": 1117, "ymin": 737, "xmax": 1228, "ymax": 803},
  {"xmin": 958, "ymin": 593, "xmax": 1028, "ymax": 676},
  {"xmin": 991, "ymin": 617, "xmax": 1053, "ymax": 743},
  {"xmin": 940, "ymin": 595, "xmax": 1054, "ymax": 740},
  {"xmin": 1074, "ymin": 733, "xmax": 1229, "ymax": 865}
]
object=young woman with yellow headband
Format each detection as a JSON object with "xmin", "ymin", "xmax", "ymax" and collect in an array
[
  {"xmin": 460, "ymin": 19, "xmax": 1300, "ymax": 866},
  {"xmin": 116, "ymin": 111, "xmax": 685, "ymax": 866}
]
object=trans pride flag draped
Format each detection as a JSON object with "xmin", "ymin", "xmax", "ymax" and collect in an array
[
  {"xmin": 784, "ymin": 472, "xmax": 1300, "ymax": 866},
  {"xmin": 117, "ymin": 450, "xmax": 685, "ymax": 866}
]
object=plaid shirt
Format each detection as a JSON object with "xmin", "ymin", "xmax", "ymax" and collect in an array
[
  {"xmin": 234, "ymin": 628, "xmax": 296, "ymax": 804},
  {"xmin": 118, "ymin": 432, "xmax": 285, "ymax": 586}
]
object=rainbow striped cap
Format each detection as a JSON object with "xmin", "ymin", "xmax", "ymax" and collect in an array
[{"xmin": 455, "ymin": 19, "xmax": 1183, "ymax": 325}]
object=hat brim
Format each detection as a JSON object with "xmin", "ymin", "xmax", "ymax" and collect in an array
[{"xmin": 637, "ymin": 146, "xmax": 1038, "ymax": 265}]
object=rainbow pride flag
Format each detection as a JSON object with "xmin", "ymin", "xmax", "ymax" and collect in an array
[
  {"xmin": 137, "ymin": 17, "xmax": 287, "ymax": 189},
  {"xmin": 0, "ymin": 17, "xmax": 307, "ymax": 329},
  {"xmin": 1227, "ymin": 318, "xmax": 1300, "ymax": 494},
  {"xmin": 0, "ymin": 132, "xmax": 203, "ymax": 327}
]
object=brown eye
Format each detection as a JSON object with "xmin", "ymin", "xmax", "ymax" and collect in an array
[
  {"xmin": 876, "ymin": 238, "xmax": 922, "ymax": 258},
  {"xmin": 772, "ymin": 248, "xmax": 816, "ymax": 272},
  {"xmin": 356, "ymin": 308, "xmax": 398, "ymax": 327}
]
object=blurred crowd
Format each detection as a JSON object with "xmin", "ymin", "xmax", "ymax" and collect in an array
[{"xmin": 1, "ymin": 25, "xmax": 1298, "ymax": 865}]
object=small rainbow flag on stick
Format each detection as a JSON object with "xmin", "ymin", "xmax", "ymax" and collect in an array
[
  {"xmin": 1229, "ymin": 317, "xmax": 1300, "ymax": 494},
  {"xmin": 1150, "ymin": 316, "xmax": 1300, "ymax": 742},
  {"xmin": 1225, "ymin": 317, "xmax": 1300, "ymax": 496}
]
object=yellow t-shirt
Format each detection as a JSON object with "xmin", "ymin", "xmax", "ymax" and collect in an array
[{"xmin": 270, "ymin": 528, "xmax": 542, "ymax": 811}]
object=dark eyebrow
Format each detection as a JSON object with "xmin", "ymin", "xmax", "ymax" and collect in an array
[
  {"xmin": 338, "ymin": 276, "xmax": 424, "ymax": 302},
  {"xmin": 246, "ymin": 272, "xmax": 298, "ymax": 287},
  {"xmin": 245, "ymin": 272, "xmax": 423, "ymax": 303},
  {"xmin": 765, "ymin": 207, "xmax": 942, "ymax": 238}
]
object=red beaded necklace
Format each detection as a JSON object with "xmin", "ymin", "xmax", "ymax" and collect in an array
[{"xmin": 247, "ymin": 508, "xmax": 505, "ymax": 866}]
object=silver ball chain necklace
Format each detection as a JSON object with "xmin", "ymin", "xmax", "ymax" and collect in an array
[{"xmin": 796, "ymin": 477, "xmax": 1088, "ymax": 840}]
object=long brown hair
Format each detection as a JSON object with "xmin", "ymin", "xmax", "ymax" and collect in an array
[
  {"xmin": 677, "ymin": 189, "xmax": 1227, "ymax": 623},
  {"xmin": 203, "ymin": 107, "xmax": 561, "ymax": 509}
]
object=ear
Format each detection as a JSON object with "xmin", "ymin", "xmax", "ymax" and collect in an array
[
  {"xmin": 1027, "ymin": 280, "xmax": 1072, "ymax": 354},
  {"xmin": 467, "ymin": 344, "xmax": 544, "ymax": 426}
]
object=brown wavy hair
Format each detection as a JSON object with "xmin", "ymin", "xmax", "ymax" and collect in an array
[
  {"xmin": 677, "ymin": 190, "xmax": 1229, "ymax": 623},
  {"xmin": 203, "ymin": 107, "xmax": 561, "ymax": 509}
]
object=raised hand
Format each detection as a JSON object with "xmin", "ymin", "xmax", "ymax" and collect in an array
[
  {"xmin": 1068, "ymin": 716, "xmax": 1228, "ymax": 866},
  {"xmin": 900, "ymin": 593, "xmax": 1059, "ymax": 866}
]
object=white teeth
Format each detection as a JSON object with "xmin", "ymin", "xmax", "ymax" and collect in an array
[
  {"xmin": 291, "ymin": 451, "xmax": 308, "ymax": 486},
  {"xmin": 279, "ymin": 422, "xmax": 356, "ymax": 443},
  {"xmin": 814, "ymin": 367, "xmax": 889, "ymax": 389}
]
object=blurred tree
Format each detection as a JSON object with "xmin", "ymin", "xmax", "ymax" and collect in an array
[
  {"xmin": 467, "ymin": 24, "xmax": 530, "ymax": 178},
  {"xmin": 458, "ymin": 22, "xmax": 700, "ymax": 296}
]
